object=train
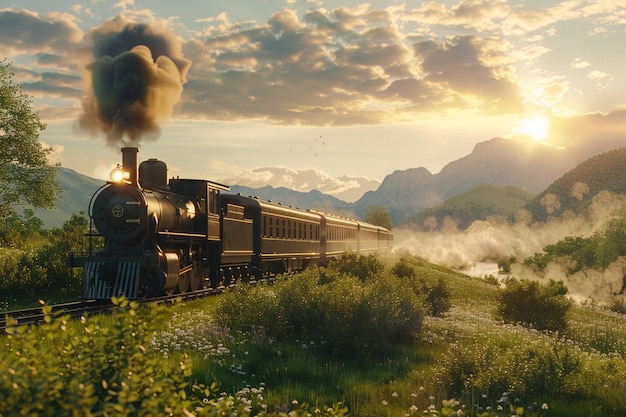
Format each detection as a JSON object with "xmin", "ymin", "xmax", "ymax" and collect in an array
[{"xmin": 70, "ymin": 147, "xmax": 393, "ymax": 299}]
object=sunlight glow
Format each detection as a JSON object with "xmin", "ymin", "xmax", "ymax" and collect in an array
[{"xmin": 512, "ymin": 116, "xmax": 551, "ymax": 143}]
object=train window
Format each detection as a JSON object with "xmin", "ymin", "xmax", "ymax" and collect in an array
[
  {"xmin": 263, "ymin": 216, "xmax": 267, "ymax": 237},
  {"xmin": 208, "ymin": 189, "xmax": 217, "ymax": 214}
]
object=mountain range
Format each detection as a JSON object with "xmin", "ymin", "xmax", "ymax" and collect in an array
[{"xmin": 28, "ymin": 135, "xmax": 625, "ymax": 229}]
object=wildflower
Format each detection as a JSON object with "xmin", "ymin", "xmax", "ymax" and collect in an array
[
  {"xmin": 382, "ymin": 400, "xmax": 388, "ymax": 406},
  {"xmin": 393, "ymin": 392, "xmax": 398, "ymax": 397},
  {"xmin": 542, "ymin": 403, "xmax": 549, "ymax": 410}
]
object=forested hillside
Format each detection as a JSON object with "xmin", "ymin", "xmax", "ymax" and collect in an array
[
  {"xmin": 402, "ymin": 183, "xmax": 534, "ymax": 231},
  {"xmin": 525, "ymin": 148, "xmax": 626, "ymax": 222}
]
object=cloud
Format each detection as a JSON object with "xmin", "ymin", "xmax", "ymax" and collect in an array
[
  {"xmin": 218, "ymin": 166, "xmax": 380, "ymax": 202},
  {"xmin": 571, "ymin": 58, "xmax": 590, "ymax": 69},
  {"xmin": 41, "ymin": 142, "xmax": 64, "ymax": 165},
  {"xmin": 179, "ymin": 6, "xmax": 527, "ymax": 125},
  {"xmin": 0, "ymin": 9, "xmax": 83, "ymax": 56},
  {"xmin": 6, "ymin": 3, "xmax": 626, "ymax": 128},
  {"xmin": 587, "ymin": 70, "xmax": 609, "ymax": 80}
]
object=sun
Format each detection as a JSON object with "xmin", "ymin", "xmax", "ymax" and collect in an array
[{"xmin": 512, "ymin": 115, "xmax": 551, "ymax": 143}]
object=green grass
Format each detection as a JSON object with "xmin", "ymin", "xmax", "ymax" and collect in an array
[
  {"xmin": 3, "ymin": 259, "xmax": 626, "ymax": 416},
  {"xmin": 145, "ymin": 262, "xmax": 626, "ymax": 416}
]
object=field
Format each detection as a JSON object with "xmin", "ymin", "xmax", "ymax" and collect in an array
[{"xmin": 2, "ymin": 256, "xmax": 626, "ymax": 416}]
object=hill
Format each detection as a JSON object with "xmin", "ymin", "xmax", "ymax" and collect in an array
[
  {"xmin": 228, "ymin": 185, "xmax": 353, "ymax": 215},
  {"xmin": 525, "ymin": 147, "xmax": 626, "ymax": 222},
  {"xmin": 402, "ymin": 183, "xmax": 535, "ymax": 230},
  {"xmin": 27, "ymin": 168, "xmax": 103, "ymax": 229},
  {"xmin": 353, "ymin": 137, "xmax": 576, "ymax": 223}
]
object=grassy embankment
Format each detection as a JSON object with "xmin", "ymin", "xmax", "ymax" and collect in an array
[
  {"xmin": 2, "ymin": 256, "xmax": 626, "ymax": 416},
  {"xmin": 149, "ymin": 258, "xmax": 626, "ymax": 416}
]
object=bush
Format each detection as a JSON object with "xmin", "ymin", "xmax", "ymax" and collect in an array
[
  {"xmin": 0, "ymin": 212, "xmax": 89, "ymax": 303},
  {"xmin": 0, "ymin": 298, "xmax": 197, "ymax": 416},
  {"xmin": 391, "ymin": 257, "xmax": 416, "ymax": 279},
  {"xmin": 217, "ymin": 267, "xmax": 425, "ymax": 360},
  {"xmin": 496, "ymin": 278, "xmax": 573, "ymax": 332},
  {"xmin": 436, "ymin": 336, "xmax": 581, "ymax": 402},
  {"xmin": 327, "ymin": 252, "xmax": 385, "ymax": 282},
  {"xmin": 391, "ymin": 258, "xmax": 452, "ymax": 317},
  {"xmin": 1, "ymin": 298, "xmax": 350, "ymax": 416}
]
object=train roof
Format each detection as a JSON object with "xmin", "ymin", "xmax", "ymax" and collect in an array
[
  {"xmin": 222, "ymin": 193, "xmax": 391, "ymax": 233},
  {"xmin": 170, "ymin": 177, "xmax": 230, "ymax": 191}
]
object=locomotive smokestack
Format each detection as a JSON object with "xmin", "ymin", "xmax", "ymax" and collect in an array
[{"xmin": 121, "ymin": 147, "xmax": 139, "ymax": 185}]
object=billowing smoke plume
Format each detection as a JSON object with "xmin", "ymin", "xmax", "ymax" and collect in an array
[{"xmin": 79, "ymin": 19, "xmax": 191, "ymax": 145}]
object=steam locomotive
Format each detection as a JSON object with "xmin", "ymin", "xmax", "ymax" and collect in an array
[{"xmin": 70, "ymin": 147, "xmax": 393, "ymax": 299}]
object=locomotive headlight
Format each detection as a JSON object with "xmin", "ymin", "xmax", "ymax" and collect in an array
[
  {"xmin": 185, "ymin": 201, "xmax": 196, "ymax": 219},
  {"xmin": 110, "ymin": 165, "xmax": 129, "ymax": 183}
]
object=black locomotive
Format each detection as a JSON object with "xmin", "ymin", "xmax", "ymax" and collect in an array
[{"xmin": 70, "ymin": 147, "xmax": 393, "ymax": 299}]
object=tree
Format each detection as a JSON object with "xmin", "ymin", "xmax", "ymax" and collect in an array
[
  {"xmin": 364, "ymin": 205, "xmax": 393, "ymax": 229},
  {"xmin": 0, "ymin": 60, "xmax": 60, "ymax": 220}
]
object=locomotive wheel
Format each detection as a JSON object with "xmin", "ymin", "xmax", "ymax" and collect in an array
[
  {"xmin": 177, "ymin": 272, "xmax": 189, "ymax": 294},
  {"xmin": 189, "ymin": 263, "xmax": 201, "ymax": 291}
]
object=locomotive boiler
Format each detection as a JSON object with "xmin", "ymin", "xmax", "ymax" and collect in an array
[{"xmin": 71, "ymin": 147, "xmax": 393, "ymax": 299}]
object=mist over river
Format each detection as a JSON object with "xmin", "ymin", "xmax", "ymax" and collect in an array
[{"xmin": 455, "ymin": 262, "xmax": 500, "ymax": 278}]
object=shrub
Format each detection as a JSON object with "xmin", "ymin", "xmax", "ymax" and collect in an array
[
  {"xmin": 391, "ymin": 258, "xmax": 452, "ymax": 317},
  {"xmin": 0, "ymin": 212, "xmax": 89, "ymax": 303},
  {"xmin": 609, "ymin": 299, "xmax": 626, "ymax": 315},
  {"xmin": 391, "ymin": 257, "xmax": 416, "ymax": 279},
  {"xmin": 497, "ymin": 255, "xmax": 516, "ymax": 273},
  {"xmin": 327, "ymin": 253, "xmax": 385, "ymax": 282},
  {"xmin": 436, "ymin": 336, "xmax": 581, "ymax": 402},
  {"xmin": 422, "ymin": 277, "xmax": 452, "ymax": 317},
  {"xmin": 217, "ymin": 267, "xmax": 424, "ymax": 360},
  {"xmin": 0, "ymin": 298, "xmax": 350, "ymax": 416},
  {"xmin": 0, "ymin": 298, "xmax": 196, "ymax": 416},
  {"xmin": 496, "ymin": 278, "xmax": 573, "ymax": 332}
]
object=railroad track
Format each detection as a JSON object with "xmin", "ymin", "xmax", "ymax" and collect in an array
[
  {"xmin": 0, "ymin": 299, "xmax": 112, "ymax": 332},
  {"xmin": 0, "ymin": 287, "xmax": 222, "ymax": 333},
  {"xmin": 0, "ymin": 273, "xmax": 280, "ymax": 333}
]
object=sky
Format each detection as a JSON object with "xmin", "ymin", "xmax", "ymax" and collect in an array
[{"xmin": 3, "ymin": 0, "xmax": 626, "ymax": 201}]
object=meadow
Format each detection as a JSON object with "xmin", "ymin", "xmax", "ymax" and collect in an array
[{"xmin": 2, "ymin": 255, "xmax": 626, "ymax": 416}]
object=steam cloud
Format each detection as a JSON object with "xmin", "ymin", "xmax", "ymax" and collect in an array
[
  {"xmin": 394, "ymin": 190, "xmax": 626, "ymax": 302},
  {"xmin": 79, "ymin": 20, "xmax": 191, "ymax": 145}
]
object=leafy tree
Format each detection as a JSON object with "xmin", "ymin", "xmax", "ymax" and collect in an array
[
  {"xmin": 0, "ymin": 60, "xmax": 60, "ymax": 220},
  {"xmin": 593, "ymin": 209, "xmax": 626, "ymax": 269},
  {"xmin": 497, "ymin": 255, "xmax": 517, "ymax": 273},
  {"xmin": 364, "ymin": 204, "xmax": 393, "ymax": 229}
]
